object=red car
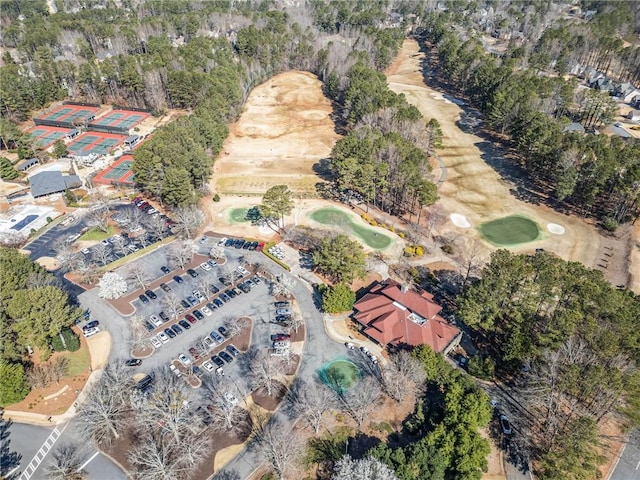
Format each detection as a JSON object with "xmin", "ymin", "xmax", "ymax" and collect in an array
[
  {"xmin": 185, "ymin": 314, "xmax": 197, "ymax": 324},
  {"xmin": 256, "ymin": 242, "xmax": 265, "ymax": 252}
]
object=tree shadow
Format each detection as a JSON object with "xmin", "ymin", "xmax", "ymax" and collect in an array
[
  {"xmin": 312, "ymin": 158, "xmax": 334, "ymax": 182},
  {"xmin": 0, "ymin": 415, "xmax": 21, "ymax": 478}
]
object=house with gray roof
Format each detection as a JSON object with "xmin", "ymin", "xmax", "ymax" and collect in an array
[{"xmin": 29, "ymin": 171, "xmax": 81, "ymax": 198}]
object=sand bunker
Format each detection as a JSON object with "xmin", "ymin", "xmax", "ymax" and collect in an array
[
  {"xmin": 547, "ymin": 223, "xmax": 566, "ymax": 235},
  {"xmin": 450, "ymin": 213, "xmax": 471, "ymax": 228}
]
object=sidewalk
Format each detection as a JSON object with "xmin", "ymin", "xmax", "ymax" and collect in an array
[{"xmin": 323, "ymin": 313, "xmax": 387, "ymax": 365}]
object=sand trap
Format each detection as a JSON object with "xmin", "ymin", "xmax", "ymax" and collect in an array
[
  {"xmin": 450, "ymin": 213, "xmax": 471, "ymax": 228},
  {"xmin": 547, "ymin": 223, "xmax": 566, "ymax": 235}
]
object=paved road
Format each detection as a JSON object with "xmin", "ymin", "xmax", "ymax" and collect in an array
[
  {"xmin": 7, "ymin": 422, "xmax": 126, "ymax": 480},
  {"xmin": 609, "ymin": 429, "xmax": 640, "ymax": 480}
]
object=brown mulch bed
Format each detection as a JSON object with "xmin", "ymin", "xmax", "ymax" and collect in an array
[
  {"xmin": 279, "ymin": 354, "xmax": 300, "ymax": 376},
  {"xmin": 289, "ymin": 325, "xmax": 305, "ymax": 343},
  {"xmin": 251, "ymin": 381, "xmax": 287, "ymax": 411}
]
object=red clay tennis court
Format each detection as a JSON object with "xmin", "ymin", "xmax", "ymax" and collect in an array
[
  {"xmin": 91, "ymin": 109, "xmax": 149, "ymax": 130},
  {"xmin": 93, "ymin": 155, "xmax": 135, "ymax": 186},
  {"xmin": 36, "ymin": 104, "xmax": 99, "ymax": 125},
  {"xmin": 26, "ymin": 126, "xmax": 71, "ymax": 148},
  {"xmin": 67, "ymin": 132, "xmax": 126, "ymax": 156}
]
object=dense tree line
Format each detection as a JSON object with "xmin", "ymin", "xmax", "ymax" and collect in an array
[
  {"xmin": 0, "ymin": 248, "xmax": 81, "ymax": 405},
  {"xmin": 418, "ymin": 12, "xmax": 640, "ymax": 225},
  {"xmin": 369, "ymin": 346, "xmax": 491, "ymax": 480},
  {"xmin": 457, "ymin": 250, "xmax": 640, "ymax": 478}
]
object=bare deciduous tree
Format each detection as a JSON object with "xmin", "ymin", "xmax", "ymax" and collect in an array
[
  {"xmin": 249, "ymin": 350, "xmax": 281, "ymax": 397},
  {"xmin": 288, "ymin": 379, "xmax": 335, "ymax": 433},
  {"xmin": 86, "ymin": 208, "xmax": 110, "ymax": 234},
  {"xmin": 26, "ymin": 270, "xmax": 60, "ymax": 289},
  {"xmin": 270, "ymin": 276, "xmax": 294, "ymax": 299},
  {"xmin": 74, "ymin": 362, "xmax": 134, "ymax": 446},
  {"xmin": 337, "ymin": 377, "xmax": 383, "ymax": 429},
  {"xmin": 145, "ymin": 214, "xmax": 168, "ymax": 239},
  {"xmin": 209, "ymin": 244, "xmax": 225, "ymax": 260},
  {"xmin": 162, "ymin": 293, "xmax": 183, "ymax": 319},
  {"xmin": 381, "ymin": 350, "xmax": 426, "ymax": 403},
  {"xmin": 111, "ymin": 235, "xmax": 129, "ymax": 257},
  {"xmin": 173, "ymin": 207, "xmax": 204, "ymax": 240},
  {"xmin": 77, "ymin": 264, "xmax": 102, "ymax": 285},
  {"xmin": 224, "ymin": 316, "xmax": 249, "ymax": 337},
  {"xmin": 55, "ymin": 243, "xmax": 84, "ymax": 272},
  {"xmin": 331, "ymin": 455, "xmax": 398, "ymax": 480},
  {"xmin": 126, "ymin": 263, "xmax": 152, "ymax": 290},
  {"xmin": 129, "ymin": 315, "xmax": 149, "ymax": 350},
  {"xmin": 45, "ymin": 443, "xmax": 87, "ymax": 480},
  {"xmin": 92, "ymin": 243, "xmax": 111, "ymax": 267},
  {"xmin": 123, "ymin": 208, "xmax": 145, "ymax": 231},
  {"xmin": 167, "ymin": 240, "xmax": 195, "ymax": 270},
  {"xmin": 254, "ymin": 420, "xmax": 303, "ymax": 480},
  {"xmin": 286, "ymin": 313, "xmax": 304, "ymax": 335}
]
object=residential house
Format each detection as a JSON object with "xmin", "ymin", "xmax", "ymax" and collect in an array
[{"xmin": 352, "ymin": 279, "xmax": 461, "ymax": 354}]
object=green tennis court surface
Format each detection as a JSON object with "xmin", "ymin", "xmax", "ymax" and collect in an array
[
  {"xmin": 29, "ymin": 128, "xmax": 68, "ymax": 146},
  {"xmin": 101, "ymin": 160, "xmax": 133, "ymax": 180},
  {"xmin": 41, "ymin": 107, "xmax": 72, "ymax": 120},
  {"xmin": 478, "ymin": 215, "xmax": 542, "ymax": 246},
  {"xmin": 68, "ymin": 135, "xmax": 124, "ymax": 155},
  {"xmin": 93, "ymin": 112, "xmax": 145, "ymax": 129}
]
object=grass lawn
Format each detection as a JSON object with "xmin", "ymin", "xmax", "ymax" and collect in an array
[
  {"xmin": 79, "ymin": 225, "xmax": 114, "ymax": 241},
  {"xmin": 64, "ymin": 343, "xmax": 91, "ymax": 376}
]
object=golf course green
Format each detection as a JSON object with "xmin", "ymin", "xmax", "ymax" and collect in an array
[{"xmin": 478, "ymin": 215, "xmax": 542, "ymax": 246}]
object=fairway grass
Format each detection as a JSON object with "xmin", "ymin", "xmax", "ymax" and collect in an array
[
  {"xmin": 309, "ymin": 206, "xmax": 394, "ymax": 250},
  {"xmin": 478, "ymin": 215, "xmax": 542, "ymax": 246}
]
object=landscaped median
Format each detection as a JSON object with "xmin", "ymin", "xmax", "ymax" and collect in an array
[
  {"xmin": 100, "ymin": 234, "xmax": 175, "ymax": 271},
  {"xmin": 261, "ymin": 241, "xmax": 291, "ymax": 271}
]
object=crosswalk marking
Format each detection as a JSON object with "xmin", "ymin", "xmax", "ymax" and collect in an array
[{"xmin": 19, "ymin": 423, "xmax": 68, "ymax": 480}]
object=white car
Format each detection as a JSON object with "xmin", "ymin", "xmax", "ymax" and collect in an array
[
  {"xmin": 149, "ymin": 315, "xmax": 162, "ymax": 327},
  {"xmin": 192, "ymin": 290, "xmax": 204, "ymax": 300},
  {"xmin": 177, "ymin": 353, "xmax": 191, "ymax": 366},
  {"xmin": 218, "ymin": 237, "xmax": 228, "ymax": 245},
  {"xmin": 203, "ymin": 337, "xmax": 215, "ymax": 350},
  {"xmin": 150, "ymin": 337, "xmax": 162, "ymax": 349},
  {"xmin": 157, "ymin": 331, "xmax": 170, "ymax": 344},
  {"xmin": 128, "ymin": 244, "xmax": 139, "ymax": 253},
  {"xmin": 82, "ymin": 327, "xmax": 100, "ymax": 338},
  {"xmin": 236, "ymin": 266, "xmax": 250, "ymax": 276},
  {"xmin": 201, "ymin": 306, "xmax": 212, "ymax": 316},
  {"xmin": 169, "ymin": 364, "xmax": 181, "ymax": 377},
  {"xmin": 81, "ymin": 248, "xmax": 91, "ymax": 255},
  {"xmin": 201, "ymin": 360, "xmax": 214, "ymax": 372},
  {"xmin": 200, "ymin": 262, "xmax": 212, "ymax": 271},
  {"xmin": 345, "ymin": 342, "xmax": 355, "ymax": 349}
]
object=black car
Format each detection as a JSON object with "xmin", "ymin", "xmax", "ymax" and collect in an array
[
  {"xmin": 144, "ymin": 321, "xmax": 154, "ymax": 331},
  {"xmin": 164, "ymin": 328, "xmax": 176, "ymax": 339},
  {"xmin": 224, "ymin": 238, "xmax": 234, "ymax": 247},
  {"xmin": 171, "ymin": 324, "xmax": 183, "ymax": 335},
  {"xmin": 173, "ymin": 275, "xmax": 184, "ymax": 283},
  {"xmin": 160, "ymin": 283, "xmax": 171, "ymax": 292},
  {"xmin": 218, "ymin": 326, "xmax": 228, "ymax": 337},
  {"xmin": 161, "ymin": 266, "xmax": 171, "ymax": 274},
  {"xmin": 178, "ymin": 319, "xmax": 191, "ymax": 330},
  {"xmin": 234, "ymin": 239, "xmax": 245, "ymax": 249},
  {"xmin": 187, "ymin": 295, "xmax": 198, "ymax": 306},
  {"xmin": 275, "ymin": 315, "xmax": 291, "ymax": 322},
  {"xmin": 275, "ymin": 301, "xmax": 290, "ymax": 308},
  {"xmin": 213, "ymin": 298, "xmax": 224, "ymax": 308},
  {"xmin": 83, "ymin": 320, "xmax": 100, "ymax": 330},
  {"xmin": 242, "ymin": 241, "xmax": 251, "ymax": 250},
  {"xmin": 206, "ymin": 302, "xmax": 217, "ymax": 311},
  {"xmin": 192, "ymin": 309, "xmax": 204, "ymax": 320},
  {"xmin": 211, "ymin": 355, "xmax": 225, "ymax": 367},
  {"xmin": 139, "ymin": 294, "xmax": 149, "ymax": 304},
  {"xmin": 159, "ymin": 311, "xmax": 170, "ymax": 322},
  {"xmin": 219, "ymin": 277, "xmax": 232, "ymax": 287},
  {"xmin": 226, "ymin": 289, "xmax": 236, "ymax": 298},
  {"xmin": 145, "ymin": 290, "xmax": 157, "ymax": 300},
  {"xmin": 180, "ymin": 299, "xmax": 190, "ymax": 309},
  {"xmin": 226, "ymin": 345, "xmax": 240, "ymax": 357},
  {"xmin": 220, "ymin": 293, "xmax": 230, "ymax": 303},
  {"xmin": 249, "ymin": 241, "xmax": 259, "ymax": 250},
  {"xmin": 208, "ymin": 284, "xmax": 220, "ymax": 294},
  {"xmin": 125, "ymin": 359, "xmax": 142, "ymax": 367},
  {"xmin": 192, "ymin": 365, "xmax": 203, "ymax": 377},
  {"xmin": 219, "ymin": 351, "xmax": 233, "ymax": 363},
  {"xmin": 187, "ymin": 269, "xmax": 199, "ymax": 278}
]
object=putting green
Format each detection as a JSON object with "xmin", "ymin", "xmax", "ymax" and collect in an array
[
  {"xmin": 318, "ymin": 358, "xmax": 360, "ymax": 394},
  {"xmin": 308, "ymin": 207, "xmax": 393, "ymax": 250},
  {"xmin": 478, "ymin": 215, "xmax": 542, "ymax": 246},
  {"xmin": 227, "ymin": 207, "xmax": 249, "ymax": 224}
]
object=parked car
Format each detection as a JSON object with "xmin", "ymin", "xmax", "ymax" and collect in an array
[
  {"xmin": 169, "ymin": 364, "xmax": 181, "ymax": 377},
  {"xmin": 178, "ymin": 353, "xmax": 191, "ymax": 366},
  {"xmin": 226, "ymin": 289, "xmax": 236, "ymax": 299},
  {"xmin": 200, "ymin": 262, "xmax": 212, "ymax": 271},
  {"xmin": 210, "ymin": 331, "xmax": 224, "ymax": 344},
  {"xmin": 171, "ymin": 324, "xmax": 183, "ymax": 335},
  {"xmin": 193, "ymin": 290, "xmax": 204, "ymax": 300},
  {"xmin": 256, "ymin": 242, "xmax": 265, "ymax": 251},
  {"xmin": 82, "ymin": 327, "xmax": 100, "ymax": 338},
  {"xmin": 274, "ymin": 301, "xmax": 289, "ymax": 308},
  {"xmin": 345, "ymin": 342, "xmax": 355, "ymax": 350},
  {"xmin": 213, "ymin": 298, "xmax": 224, "ymax": 308},
  {"xmin": 125, "ymin": 359, "xmax": 142, "ymax": 367},
  {"xmin": 150, "ymin": 337, "xmax": 162, "ymax": 348},
  {"xmin": 219, "ymin": 277, "xmax": 232, "ymax": 287},
  {"xmin": 192, "ymin": 365, "xmax": 203, "ymax": 377},
  {"xmin": 211, "ymin": 355, "xmax": 225, "ymax": 367},
  {"xmin": 185, "ymin": 314, "xmax": 197, "ymax": 324},
  {"xmin": 145, "ymin": 290, "xmax": 157, "ymax": 300},
  {"xmin": 157, "ymin": 331, "xmax": 170, "ymax": 343},
  {"xmin": 226, "ymin": 345, "xmax": 240, "ymax": 356},
  {"xmin": 201, "ymin": 306, "xmax": 212, "ymax": 316},
  {"xmin": 275, "ymin": 315, "xmax": 291, "ymax": 322},
  {"xmin": 164, "ymin": 328, "xmax": 176, "ymax": 339},
  {"xmin": 220, "ymin": 293, "xmax": 230, "ymax": 303},
  {"xmin": 160, "ymin": 283, "xmax": 171, "ymax": 292},
  {"xmin": 187, "ymin": 269, "xmax": 199, "ymax": 278},
  {"xmin": 83, "ymin": 320, "xmax": 100, "ymax": 330},
  {"xmin": 499, "ymin": 415, "xmax": 513, "ymax": 435},
  {"xmin": 207, "ymin": 259, "xmax": 217, "ymax": 268},
  {"xmin": 218, "ymin": 326, "xmax": 228, "ymax": 337},
  {"xmin": 149, "ymin": 315, "xmax": 162, "ymax": 327},
  {"xmin": 192, "ymin": 309, "xmax": 204, "ymax": 320},
  {"xmin": 161, "ymin": 266, "xmax": 171, "ymax": 274},
  {"xmin": 219, "ymin": 351, "xmax": 233, "ymax": 363},
  {"xmin": 178, "ymin": 319, "xmax": 191, "ymax": 330},
  {"xmin": 180, "ymin": 299, "xmax": 190, "ymax": 309},
  {"xmin": 206, "ymin": 302, "xmax": 218, "ymax": 311},
  {"xmin": 173, "ymin": 275, "xmax": 184, "ymax": 284},
  {"xmin": 139, "ymin": 294, "xmax": 149, "ymax": 304},
  {"xmin": 224, "ymin": 238, "xmax": 234, "ymax": 247},
  {"xmin": 252, "ymin": 276, "xmax": 261, "ymax": 284},
  {"xmin": 203, "ymin": 337, "xmax": 216, "ymax": 350},
  {"xmin": 202, "ymin": 360, "xmax": 215, "ymax": 372}
]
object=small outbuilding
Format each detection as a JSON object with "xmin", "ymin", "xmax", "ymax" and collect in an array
[{"xmin": 15, "ymin": 157, "xmax": 39, "ymax": 172}]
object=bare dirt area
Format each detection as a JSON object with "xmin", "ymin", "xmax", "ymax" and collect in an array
[
  {"xmin": 210, "ymin": 70, "xmax": 340, "ymax": 197},
  {"xmin": 385, "ymin": 40, "xmax": 610, "ymax": 280}
]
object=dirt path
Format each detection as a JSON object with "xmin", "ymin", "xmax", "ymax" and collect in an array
[
  {"xmin": 211, "ymin": 70, "xmax": 340, "ymax": 197},
  {"xmin": 386, "ymin": 40, "xmax": 607, "ymax": 273}
]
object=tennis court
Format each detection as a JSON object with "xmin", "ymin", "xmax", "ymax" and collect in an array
[
  {"xmin": 67, "ymin": 132, "xmax": 126, "ymax": 156},
  {"xmin": 93, "ymin": 155, "xmax": 135, "ymax": 185},
  {"xmin": 92, "ymin": 109, "xmax": 148, "ymax": 130},
  {"xmin": 26, "ymin": 126, "xmax": 70, "ymax": 148},
  {"xmin": 37, "ymin": 104, "xmax": 99, "ymax": 124}
]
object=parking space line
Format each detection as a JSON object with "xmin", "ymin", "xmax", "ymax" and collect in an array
[{"xmin": 78, "ymin": 451, "xmax": 100, "ymax": 471}]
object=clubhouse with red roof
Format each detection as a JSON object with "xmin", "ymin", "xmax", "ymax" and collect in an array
[{"xmin": 352, "ymin": 279, "xmax": 461, "ymax": 354}]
